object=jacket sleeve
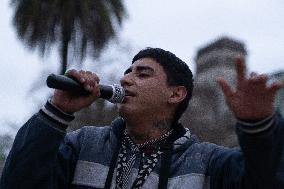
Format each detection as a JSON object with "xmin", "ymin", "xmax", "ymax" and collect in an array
[
  {"xmin": 208, "ymin": 112, "xmax": 284, "ymax": 189},
  {"xmin": 0, "ymin": 102, "xmax": 81, "ymax": 189}
]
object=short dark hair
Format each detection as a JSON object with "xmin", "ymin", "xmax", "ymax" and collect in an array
[{"xmin": 132, "ymin": 47, "xmax": 194, "ymax": 123}]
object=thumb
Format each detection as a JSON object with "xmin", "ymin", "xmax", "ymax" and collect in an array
[
  {"xmin": 217, "ymin": 78, "xmax": 234, "ymax": 99},
  {"xmin": 269, "ymin": 81, "xmax": 283, "ymax": 95}
]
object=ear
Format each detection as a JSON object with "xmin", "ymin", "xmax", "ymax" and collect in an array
[{"xmin": 168, "ymin": 86, "xmax": 187, "ymax": 104}]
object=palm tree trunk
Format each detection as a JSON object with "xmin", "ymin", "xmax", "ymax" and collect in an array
[{"xmin": 60, "ymin": 32, "xmax": 70, "ymax": 75}]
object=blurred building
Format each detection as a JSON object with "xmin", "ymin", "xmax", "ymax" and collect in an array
[
  {"xmin": 271, "ymin": 71, "xmax": 284, "ymax": 116},
  {"xmin": 181, "ymin": 37, "xmax": 247, "ymax": 147}
]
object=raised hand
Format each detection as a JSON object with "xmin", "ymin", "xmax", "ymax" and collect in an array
[
  {"xmin": 217, "ymin": 56, "xmax": 283, "ymax": 120},
  {"xmin": 51, "ymin": 70, "xmax": 100, "ymax": 114}
]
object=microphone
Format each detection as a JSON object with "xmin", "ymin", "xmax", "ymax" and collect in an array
[{"xmin": 46, "ymin": 74, "xmax": 125, "ymax": 104}]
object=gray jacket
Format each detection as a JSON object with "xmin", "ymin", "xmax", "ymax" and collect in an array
[{"xmin": 1, "ymin": 101, "xmax": 284, "ymax": 189}]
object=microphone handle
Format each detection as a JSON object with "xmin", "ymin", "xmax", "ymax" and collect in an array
[{"xmin": 46, "ymin": 74, "xmax": 112, "ymax": 99}]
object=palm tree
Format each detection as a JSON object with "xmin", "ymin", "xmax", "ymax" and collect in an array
[{"xmin": 11, "ymin": 0, "xmax": 127, "ymax": 74}]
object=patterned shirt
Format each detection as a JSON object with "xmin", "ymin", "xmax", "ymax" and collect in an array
[{"xmin": 115, "ymin": 129, "xmax": 173, "ymax": 189}]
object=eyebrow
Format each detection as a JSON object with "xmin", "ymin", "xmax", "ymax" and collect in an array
[{"xmin": 124, "ymin": 65, "xmax": 155, "ymax": 75}]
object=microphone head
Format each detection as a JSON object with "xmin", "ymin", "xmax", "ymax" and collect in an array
[{"xmin": 109, "ymin": 84, "xmax": 125, "ymax": 103}]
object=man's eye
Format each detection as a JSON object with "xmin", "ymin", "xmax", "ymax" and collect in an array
[{"xmin": 138, "ymin": 73, "xmax": 149, "ymax": 77}]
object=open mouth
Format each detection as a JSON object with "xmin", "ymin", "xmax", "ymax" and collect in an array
[
  {"xmin": 124, "ymin": 89, "xmax": 136, "ymax": 97},
  {"xmin": 122, "ymin": 89, "xmax": 136, "ymax": 103}
]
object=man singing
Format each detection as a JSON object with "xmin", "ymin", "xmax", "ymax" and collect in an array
[{"xmin": 1, "ymin": 48, "xmax": 283, "ymax": 188}]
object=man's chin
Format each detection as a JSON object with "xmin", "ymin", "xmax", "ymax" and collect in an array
[
  {"xmin": 117, "ymin": 104, "xmax": 134, "ymax": 118},
  {"xmin": 117, "ymin": 104, "xmax": 128, "ymax": 115}
]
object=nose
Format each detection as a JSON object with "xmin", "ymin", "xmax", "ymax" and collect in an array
[{"xmin": 120, "ymin": 73, "xmax": 133, "ymax": 87}]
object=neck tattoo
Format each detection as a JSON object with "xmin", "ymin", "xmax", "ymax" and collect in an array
[
  {"xmin": 153, "ymin": 119, "xmax": 171, "ymax": 133},
  {"xmin": 127, "ymin": 119, "xmax": 171, "ymax": 144}
]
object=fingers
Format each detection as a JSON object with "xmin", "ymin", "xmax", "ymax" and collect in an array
[
  {"xmin": 235, "ymin": 56, "xmax": 246, "ymax": 85},
  {"xmin": 66, "ymin": 69, "xmax": 85, "ymax": 82},
  {"xmin": 242, "ymin": 70, "xmax": 282, "ymax": 97},
  {"xmin": 66, "ymin": 69, "xmax": 100, "ymax": 94},
  {"xmin": 249, "ymin": 72, "xmax": 268, "ymax": 81},
  {"xmin": 268, "ymin": 80, "xmax": 283, "ymax": 94},
  {"xmin": 248, "ymin": 72, "xmax": 269, "ymax": 89},
  {"xmin": 217, "ymin": 78, "xmax": 234, "ymax": 98}
]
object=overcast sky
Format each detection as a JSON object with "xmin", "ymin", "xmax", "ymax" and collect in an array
[{"xmin": 1, "ymin": 0, "xmax": 284, "ymax": 135}]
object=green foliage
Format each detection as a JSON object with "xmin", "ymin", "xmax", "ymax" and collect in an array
[{"xmin": 11, "ymin": 0, "xmax": 127, "ymax": 73}]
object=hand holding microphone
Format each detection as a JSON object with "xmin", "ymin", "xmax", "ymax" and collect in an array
[{"xmin": 47, "ymin": 70, "xmax": 124, "ymax": 114}]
